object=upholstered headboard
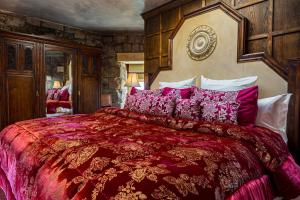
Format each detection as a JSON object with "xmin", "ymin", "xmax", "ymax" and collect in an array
[{"xmin": 147, "ymin": 2, "xmax": 300, "ymax": 163}]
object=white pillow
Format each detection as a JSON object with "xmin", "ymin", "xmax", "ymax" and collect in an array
[
  {"xmin": 255, "ymin": 94, "xmax": 292, "ymax": 143},
  {"xmin": 159, "ymin": 77, "xmax": 196, "ymax": 89},
  {"xmin": 200, "ymin": 75, "xmax": 258, "ymax": 91}
]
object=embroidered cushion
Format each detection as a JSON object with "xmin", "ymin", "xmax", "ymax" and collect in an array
[
  {"xmin": 130, "ymin": 87, "xmax": 162, "ymax": 97},
  {"xmin": 124, "ymin": 94, "xmax": 176, "ymax": 117},
  {"xmin": 191, "ymin": 86, "xmax": 258, "ymax": 126},
  {"xmin": 174, "ymin": 99, "xmax": 201, "ymax": 120},
  {"xmin": 200, "ymin": 101, "xmax": 240, "ymax": 124},
  {"xmin": 162, "ymin": 87, "xmax": 192, "ymax": 99}
]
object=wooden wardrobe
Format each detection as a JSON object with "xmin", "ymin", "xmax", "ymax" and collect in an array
[{"xmin": 0, "ymin": 31, "xmax": 102, "ymax": 130}]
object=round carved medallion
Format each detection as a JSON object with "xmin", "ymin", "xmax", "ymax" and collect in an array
[{"xmin": 186, "ymin": 25, "xmax": 217, "ymax": 61}]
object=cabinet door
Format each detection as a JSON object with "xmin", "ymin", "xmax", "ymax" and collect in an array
[
  {"xmin": 78, "ymin": 53, "xmax": 101, "ymax": 114},
  {"xmin": 4, "ymin": 40, "xmax": 37, "ymax": 125}
]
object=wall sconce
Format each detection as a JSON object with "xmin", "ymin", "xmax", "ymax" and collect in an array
[
  {"xmin": 125, "ymin": 73, "xmax": 140, "ymax": 87},
  {"xmin": 53, "ymin": 81, "xmax": 62, "ymax": 89}
]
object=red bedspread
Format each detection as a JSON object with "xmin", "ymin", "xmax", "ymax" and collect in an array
[{"xmin": 0, "ymin": 108, "xmax": 299, "ymax": 200}]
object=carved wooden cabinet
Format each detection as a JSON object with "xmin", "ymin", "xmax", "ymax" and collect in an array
[{"xmin": 0, "ymin": 31, "xmax": 102, "ymax": 130}]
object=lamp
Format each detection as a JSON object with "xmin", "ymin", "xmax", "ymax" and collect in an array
[
  {"xmin": 125, "ymin": 73, "xmax": 140, "ymax": 87},
  {"xmin": 101, "ymin": 94, "xmax": 112, "ymax": 107},
  {"xmin": 53, "ymin": 81, "xmax": 62, "ymax": 89}
]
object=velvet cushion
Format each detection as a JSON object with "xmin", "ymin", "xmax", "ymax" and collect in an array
[
  {"xmin": 53, "ymin": 90, "xmax": 61, "ymax": 101},
  {"xmin": 60, "ymin": 89, "xmax": 70, "ymax": 101},
  {"xmin": 191, "ymin": 86, "xmax": 258, "ymax": 126},
  {"xmin": 124, "ymin": 94, "xmax": 176, "ymax": 117},
  {"xmin": 174, "ymin": 99, "xmax": 201, "ymax": 120},
  {"xmin": 200, "ymin": 101, "xmax": 240, "ymax": 124},
  {"xmin": 162, "ymin": 87, "xmax": 192, "ymax": 99},
  {"xmin": 130, "ymin": 87, "xmax": 162, "ymax": 97}
]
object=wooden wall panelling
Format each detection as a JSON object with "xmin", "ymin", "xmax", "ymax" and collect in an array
[
  {"xmin": 78, "ymin": 48, "xmax": 101, "ymax": 114},
  {"xmin": 4, "ymin": 38, "xmax": 37, "ymax": 125},
  {"xmin": 143, "ymin": 0, "xmax": 300, "ymax": 86}
]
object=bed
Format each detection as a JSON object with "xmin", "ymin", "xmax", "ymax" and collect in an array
[{"xmin": 0, "ymin": 107, "xmax": 299, "ymax": 199}]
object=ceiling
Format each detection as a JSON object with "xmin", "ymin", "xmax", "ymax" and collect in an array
[{"xmin": 0, "ymin": 0, "xmax": 172, "ymax": 31}]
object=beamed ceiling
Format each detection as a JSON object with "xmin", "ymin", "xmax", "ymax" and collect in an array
[{"xmin": 0, "ymin": 0, "xmax": 172, "ymax": 31}]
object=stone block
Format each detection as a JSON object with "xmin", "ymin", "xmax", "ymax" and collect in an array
[
  {"xmin": 41, "ymin": 21, "xmax": 63, "ymax": 31},
  {"xmin": 26, "ymin": 17, "xmax": 41, "ymax": 27},
  {"xmin": 74, "ymin": 30, "xmax": 86, "ymax": 40},
  {"xmin": 6, "ymin": 15, "xmax": 25, "ymax": 27}
]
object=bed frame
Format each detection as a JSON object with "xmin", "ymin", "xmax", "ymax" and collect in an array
[{"xmin": 145, "ymin": 2, "xmax": 300, "ymax": 163}]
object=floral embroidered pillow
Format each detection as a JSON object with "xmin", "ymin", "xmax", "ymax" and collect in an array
[
  {"xmin": 191, "ymin": 86, "xmax": 258, "ymax": 126},
  {"xmin": 124, "ymin": 94, "xmax": 176, "ymax": 117},
  {"xmin": 130, "ymin": 87, "xmax": 162, "ymax": 97},
  {"xmin": 174, "ymin": 99, "xmax": 201, "ymax": 120},
  {"xmin": 200, "ymin": 101, "xmax": 240, "ymax": 124},
  {"xmin": 162, "ymin": 87, "xmax": 192, "ymax": 99}
]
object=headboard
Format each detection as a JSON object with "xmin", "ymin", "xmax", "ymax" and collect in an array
[{"xmin": 147, "ymin": 2, "xmax": 300, "ymax": 163}]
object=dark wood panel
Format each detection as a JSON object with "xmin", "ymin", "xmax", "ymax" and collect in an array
[
  {"xmin": 145, "ymin": 35, "xmax": 160, "ymax": 58},
  {"xmin": 273, "ymin": 32, "xmax": 300, "ymax": 70},
  {"xmin": 274, "ymin": 0, "xmax": 300, "ymax": 31},
  {"xmin": 248, "ymin": 38, "xmax": 267, "ymax": 53},
  {"xmin": 237, "ymin": 1, "xmax": 268, "ymax": 36},
  {"xmin": 145, "ymin": 15, "xmax": 160, "ymax": 35},
  {"xmin": 182, "ymin": 0, "xmax": 203, "ymax": 15},
  {"xmin": 80, "ymin": 76, "xmax": 99, "ymax": 114},
  {"xmin": 161, "ymin": 8, "xmax": 180, "ymax": 31},
  {"xmin": 6, "ymin": 74, "xmax": 35, "ymax": 124},
  {"xmin": 161, "ymin": 30, "xmax": 173, "ymax": 55}
]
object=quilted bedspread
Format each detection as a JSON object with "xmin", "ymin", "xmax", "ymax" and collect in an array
[{"xmin": 0, "ymin": 108, "xmax": 299, "ymax": 200}]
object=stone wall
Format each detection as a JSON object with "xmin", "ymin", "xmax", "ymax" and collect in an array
[{"xmin": 0, "ymin": 11, "xmax": 144, "ymax": 106}]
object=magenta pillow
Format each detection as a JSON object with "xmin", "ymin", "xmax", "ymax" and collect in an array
[
  {"xmin": 174, "ymin": 99, "xmax": 201, "ymax": 120},
  {"xmin": 191, "ymin": 86, "xmax": 258, "ymax": 126},
  {"xmin": 124, "ymin": 94, "xmax": 175, "ymax": 117},
  {"xmin": 130, "ymin": 87, "xmax": 162, "ymax": 97},
  {"xmin": 200, "ymin": 101, "xmax": 240, "ymax": 124},
  {"xmin": 60, "ymin": 89, "xmax": 69, "ymax": 101},
  {"xmin": 162, "ymin": 87, "xmax": 192, "ymax": 99}
]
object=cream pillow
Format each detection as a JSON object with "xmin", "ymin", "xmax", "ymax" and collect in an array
[
  {"xmin": 255, "ymin": 94, "xmax": 292, "ymax": 143},
  {"xmin": 159, "ymin": 77, "xmax": 196, "ymax": 89},
  {"xmin": 200, "ymin": 75, "xmax": 257, "ymax": 91}
]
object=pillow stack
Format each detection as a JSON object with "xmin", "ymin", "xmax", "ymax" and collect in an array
[{"xmin": 124, "ymin": 76, "xmax": 291, "ymax": 142}]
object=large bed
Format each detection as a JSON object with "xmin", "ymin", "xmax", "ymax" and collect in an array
[{"xmin": 0, "ymin": 107, "xmax": 299, "ymax": 199}]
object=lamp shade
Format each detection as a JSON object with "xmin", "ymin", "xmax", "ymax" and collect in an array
[
  {"xmin": 53, "ymin": 81, "xmax": 62, "ymax": 89},
  {"xmin": 125, "ymin": 73, "xmax": 140, "ymax": 87},
  {"xmin": 101, "ymin": 94, "xmax": 112, "ymax": 107}
]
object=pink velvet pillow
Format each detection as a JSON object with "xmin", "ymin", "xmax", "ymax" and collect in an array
[
  {"xmin": 124, "ymin": 94, "xmax": 175, "ymax": 117},
  {"xmin": 191, "ymin": 86, "xmax": 258, "ymax": 126},
  {"xmin": 162, "ymin": 87, "xmax": 192, "ymax": 99},
  {"xmin": 53, "ymin": 90, "xmax": 61, "ymax": 101},
  {"xmin": 174, "ymin": 99, "xmax": 201, "ymax": 120},
  {"xmin": 130, "ymin": 87, "xmax": 162, "ymax": 97},
  {"xmin": 200, "ymin": 101, "xmax": 240, "ymax": 124},
  {"xmin": 47, "ymin": 89, "xmax": 57, "ymax": 100},
  {"xmin": 60, "ymin": 89, "xmax": 69, "ymax": 101}
]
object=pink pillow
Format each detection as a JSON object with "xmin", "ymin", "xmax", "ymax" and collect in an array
[
  {"xmin": 200, "ymin": 101, "xmax": 240, "ymax": 124},
  {"xmin": 124, "ymin": 94, "xmax": 175, "ymax": 117},
  {"xmin": 130, "ymin": 87, "xmax": 162, "ymax": 97},
  {"xmin": 60, "ymin": 89, "xmax": 69, "ymax": 101},
  {"xmin": 47, "ymin": 89, "xmax": 57, "ymax": 100},
  {"xmin": 174, "ymin": 99, "xmax": 201, "ymax": 120},
  {"xmin": 191, "ymin": 86, "xmax": 258, "ymax": 126},
  {"xmin": 162, "ymin": 87, "xmax": 192, "ymax": 99}
]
